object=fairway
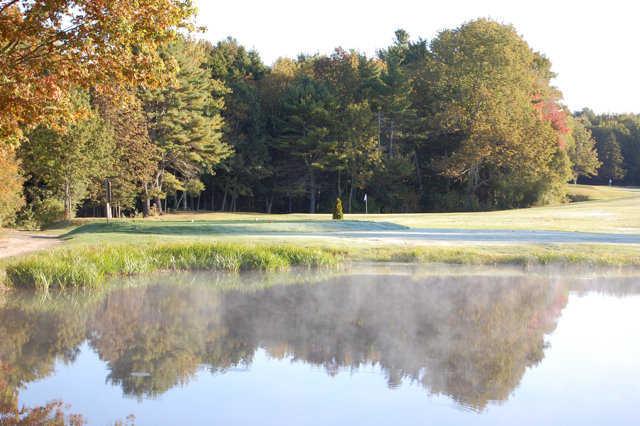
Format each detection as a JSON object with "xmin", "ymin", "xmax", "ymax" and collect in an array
[{"xmin": 60, "ymin": 184, "xmax": 640, "ymax": 245}]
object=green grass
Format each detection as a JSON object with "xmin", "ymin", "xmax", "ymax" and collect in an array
[
  {"xmin": 4, "ymin": 243, "xmax": 343, "ymax": 290},
  {"xmin": 52, "ymin": 185, "xmax": 640, "ymax": 240}
]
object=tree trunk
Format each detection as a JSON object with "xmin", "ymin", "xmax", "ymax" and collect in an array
[
  {"xmin": 348, "ymin": 182, "xmax": 354, "ymax": 214},
  {"xmin": 221, "ymin": 189, "xmax": 228, "ymax": 212},
  {"xmin": 183, "ymin": 192, "xmax": 188, "ymax": 210},
  {"xmin": 414, "ymin": 149, "xmax": 424, "ymax": 194},
  {"xmin": 389, "ymin": 121, "xmax": 394, "ymax": 158},
  {"xmin": 466, "ymin": 163, "xmax": 480, "ymax": 210},
  {"xmin": 63, "ymin": 180, "xmax": 72, "ymax": 221},
  {"xmin": 143, "ymin": 183, "xmax": 151, "ymax": 217},
  {"xmin": 266, "ymin": 195, "xmax": 274, "ymax": 214},
  {"xmin": 309, "ymin": 170, "xmax": 316, "ymax": 214}
]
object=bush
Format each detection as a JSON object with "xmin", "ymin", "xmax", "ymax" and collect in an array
[
  {"xmin": 17, "ymin": 197, "xmax": 66, "ymax": 230},
  {"xmin": 34, "ymin": 198, "xmax": 66, "ymax": 227},
  {"xmin": 332, "ymin": 198, "xmax": 344, "ymax": 220}
]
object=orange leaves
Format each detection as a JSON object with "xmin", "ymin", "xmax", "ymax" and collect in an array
[{"xmin": 0, "ymin": 0, "xmax": 195, "ymax": 142}]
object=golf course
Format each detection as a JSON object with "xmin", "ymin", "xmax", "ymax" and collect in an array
[{"xmin": 2, "ymin": 184, "xmax": 639, "ymax": 290}]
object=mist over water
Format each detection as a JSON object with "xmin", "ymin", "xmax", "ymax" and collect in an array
[{"xmin": 1, "ymin": 266, "xmax": 640, "ymax": 425}]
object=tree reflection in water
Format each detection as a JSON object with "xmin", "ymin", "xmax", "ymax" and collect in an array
[{"xmin": 1, "ymin": 269, "xmax": 638, "ymax": 414}]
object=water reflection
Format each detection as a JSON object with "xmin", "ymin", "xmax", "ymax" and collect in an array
[{"xmin": 1, "ymin": 267, "xmax": 639, "ymax": 417}]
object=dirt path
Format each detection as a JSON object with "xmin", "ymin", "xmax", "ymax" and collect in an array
[{"xmin": 0, "ymin": 231, "xmax": 62, "ymax": 259}]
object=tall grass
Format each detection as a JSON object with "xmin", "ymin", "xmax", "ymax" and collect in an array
[{"xmin": 4, "ymin": 243, "xmax": 343, "ymax": 290}]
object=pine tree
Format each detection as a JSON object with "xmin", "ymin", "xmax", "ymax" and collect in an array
[
  {"xmin": 598, "ymin": 132, "xmax": 625, "ymax": 182},
  {"xmin": 205, "ymin": 38, "xmax": 270, "ymax": 212},
  {"xmin": 142, "ymin": 36, "xmax": 232, "ymax": 212},
  {"xmin": 276, "ymin": 75, "xmax": 337, "ymax": 213}
]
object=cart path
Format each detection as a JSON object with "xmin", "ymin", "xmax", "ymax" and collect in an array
[
  {"xmin": 0, "ymin": 231, "xmax": 62, "ymax": 259},
  {"xmin": 250, "ymin": 228, "xmax": 640, "ymax": 244},
  {"xmin": 2, "ymin": 227, "xmax": 640, "ymax": 260}
]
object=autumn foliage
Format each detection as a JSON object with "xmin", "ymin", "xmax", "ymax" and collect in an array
[
  {"xmin": 0, "ymin": 145, "xmax": 24, "ymax": 224},
  {"xmin": 0, "ymin": 0, "xmax": 195, "ymax": 142}
]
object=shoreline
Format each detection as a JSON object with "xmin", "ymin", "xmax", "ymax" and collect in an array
[{"xmin": 2, "ymin": 241, "xmax": 639, "ymax": 290}]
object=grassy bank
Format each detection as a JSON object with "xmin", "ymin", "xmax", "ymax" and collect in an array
[
  {"xmin": 3, "ymin": 240, "xmax": 640, "ymax": 290},
  {"xmin": 4, "ymin": 243, "xmax": 343, "ymax": 290}
]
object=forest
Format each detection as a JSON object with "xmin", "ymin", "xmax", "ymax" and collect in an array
[{"xmin": 1, "ymin": 1, "xmax": 635, "ymax": 227}]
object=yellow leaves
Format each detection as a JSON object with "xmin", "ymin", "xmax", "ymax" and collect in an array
[{"xmin": 0, "ymin": 144, "xmax": 25, "ymax": 223}]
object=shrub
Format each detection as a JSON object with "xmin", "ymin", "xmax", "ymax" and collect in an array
[
  {"xmin": 17, "ymin": 197, "xmax": 66, "ymax": 230},
  {"xmin": 34, "ymin": 198, "xmax": 66, "ymax": 227},
  {"xmin": 332, "ymin": 198, "xmax": 344, "ymax": 220}
]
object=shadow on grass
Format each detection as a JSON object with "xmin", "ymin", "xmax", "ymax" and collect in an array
[{"xmin": 63, "ymin": 219, "xmax": 409, "ymax": 238}]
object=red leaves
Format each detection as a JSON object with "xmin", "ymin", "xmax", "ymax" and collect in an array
[{"xmin": 532, "ymin": 93, "xmax": 569, "ymax": 148}]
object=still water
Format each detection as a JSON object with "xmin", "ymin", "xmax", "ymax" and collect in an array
[{"xmin": 1, "ymin": 265, "xmax": 640, "ymax": 425}]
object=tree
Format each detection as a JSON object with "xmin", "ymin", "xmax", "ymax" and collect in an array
[
  {"xmin": 427, "ymin": 20, "xmax": 571, "ymax": 209},
  {"xmin": 205, "ymin": 38, "xmax": 270, "ymax": 212},
  {"xmin": 332, "ymin": 198, "xmax": 344, "ymax": 220},
  {"xmin": 598, "ymin": 132, "xmax": 625, "ymax": 182},
  {"xmin": 0, "ymin": 145, "xmax": 24, "ymax": 225},
  {"xmin": 568, "ymin": 118, "xmax": 600, "ymax": 183},
  {"xmin": 20, "ymin": 93, "xmax": 114, "ymax": 220},
  {"xmin": 142, "ymin": 37, "xmax": 232, "ymax": 213},
  {"xmin": 275, "ymin": 75, "xmax": 337, "ymax": 213},
  {"xmin": 0, "ymin": 0, "xmax": 195, "ymax": 143},
  {"xmin": 94, "ymin": 94, "xmax": 160, "ymax": 217},
  {"xmin": 315, "ymin": 49, "xmax": 383, "ymax": 212}
]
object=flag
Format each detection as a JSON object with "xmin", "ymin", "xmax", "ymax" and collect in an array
[{"xmin": 364, "ymin": 193, "xmax": 367, "ymax": 202}]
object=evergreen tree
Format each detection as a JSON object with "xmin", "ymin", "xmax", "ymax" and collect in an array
[
  {"xmin": 205, "ymin": 38, "xmax": 270, "ymax": 212},
  {"xmin": 142, "ymin": 37, "xmax": 232, "ymax": 213},
  {"xmin": 275, "ymin": 75, "xmax": 337, "ymax": 213},
  {"xmin": 332, "ymin": 197, "xmax": 344, "ymax": 220},
  {"xmin": 598, "ymin": 132, "xmax": 625, "ymax": 182}
]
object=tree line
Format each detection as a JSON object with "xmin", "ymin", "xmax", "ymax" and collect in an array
[{"xmin": 0, "ymin": 2, "xmax": 620, "ymax": 226}]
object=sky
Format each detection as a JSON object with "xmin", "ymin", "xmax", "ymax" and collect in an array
[{"xmin": 194, "ymin": 0, "xmax": 639, "ymax": 114}]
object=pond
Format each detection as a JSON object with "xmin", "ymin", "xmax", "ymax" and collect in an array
[{"xmin": 1, "ymin": 265, "xmax": 640, "ymax": 425}]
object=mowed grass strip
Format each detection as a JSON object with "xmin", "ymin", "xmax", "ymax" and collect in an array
[{"xmin": 4, "ymin": 243, "xmax": 343, "ymax": 290}]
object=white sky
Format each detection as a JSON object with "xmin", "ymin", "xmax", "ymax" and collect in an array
[{"xmin": 194, "ymin": 0, "xmax": 639, "ymax": 114}]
